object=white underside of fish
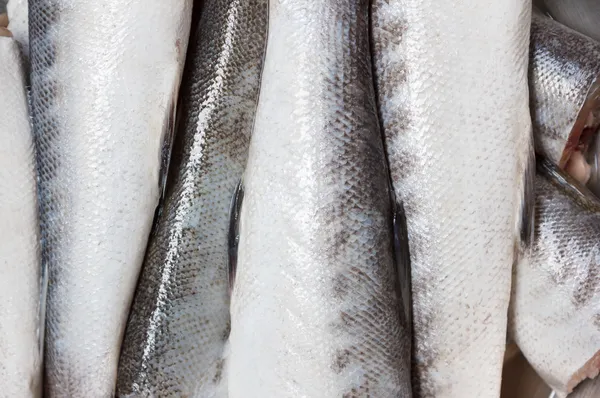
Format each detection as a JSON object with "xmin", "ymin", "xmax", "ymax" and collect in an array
[{"xmin": 0, "ymin": 36, "xmax": 41, "ymax": 397}]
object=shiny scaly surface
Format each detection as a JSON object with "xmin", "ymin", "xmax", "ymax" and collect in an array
[
  {"xmin": 510, "ymin": 160, "xmax": 600, "ymax": 397},
  {"xmin": 372, "ymin": 0, "xmax": 534, "ymax": 396},
  {"xmin": 29, "ymin": 0, "xmax": 192, "ymax": 395},
  {"xmin": 0, "ymin": 35, "xmax": 42, "ymax": 398},
  {"xmin": 227, "ymin": 0, "xmax": 411, "ymax": 396},
  {"xmin": 529, "ymin": 12, "xmax": 600, "ymax": 168},
  {"xmin": 117, "ymin": 0, "xmax": 267, "ymax": 396}
]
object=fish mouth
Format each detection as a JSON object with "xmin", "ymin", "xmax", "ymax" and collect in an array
[{"xmin": 562, "ymin": 76, "xmax": 600, "ymax": 195}]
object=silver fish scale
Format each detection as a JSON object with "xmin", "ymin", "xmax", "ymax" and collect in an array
[
  {"xmin": 227, "ymin": 0, "xmax": 410, "ymax": 396},
  {"xmin": 529, "ymin": 12, "xmax": 600, "ymax": 165},
  {"xmin": 116, "ymin": 0, "xmax": 268, "ymax": 397}
]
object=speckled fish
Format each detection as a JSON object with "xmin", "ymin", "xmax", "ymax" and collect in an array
[
  {"xmin": 528, "ymin": 12, "xmax": 600, "ymax": 191},
  {"xmin": 372, "ymin": 0, "xmax": 534, "ymax": 396},
  {"xmin": 226, "ymin": 0, "xmax": 411, "ymax": 396},
  {"xmin": 116, "ymin": 0, "xmax": 267, "ymax": 396},
  {"xmin": 535, "ymin": 0, "xmax": 600, "ymax": 43},
  {"xmin": 509, "ymin": 158, "xmax": 600, "ymax": 398},
  {"xmin": 29, "ymin": 1, "xmax": 192, "ymax": 396},
  {"xmin": 0, "ymin": 32, "xmax": 42, "ymax": 397}
]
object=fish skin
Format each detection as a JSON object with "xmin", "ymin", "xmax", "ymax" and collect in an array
[
  {"xmin": 116, "ymin": 0, "xmax": 268, "ymax": 396},
  {"xmin": 227, "ymin": 0, "xmax": 411, "ymax": 396},
  {"xmin": 0, "ymin": 35, "xmax": 42, "ymax": 398},
  {"xmin": 372, "ymin": 0, "xmax": 534, "ymax": 396},
  {"xmin": 529, "ymin": 12, "xmax": 600, "ymax": 168},
  {"xmin": 536, "ymin": 0, "xmax": 600, "ymax": 44},
  {"xmin": 509, "ymin": 160, "xmax": 600, "ymax": 397},
  {"xmin": 28, "ymin": 0, "xmax": 192, "ymax": 396}
]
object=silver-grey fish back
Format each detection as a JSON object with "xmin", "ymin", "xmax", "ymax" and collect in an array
[{"xmin": 116, "ymin": 0, "xmax": 268, "ymax": 396}]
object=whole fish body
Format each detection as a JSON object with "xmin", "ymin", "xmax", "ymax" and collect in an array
[
  {"xmin": 509, "ymin": 160, "xmax": 600, "ymax": 397},
  {"xmin": 29, "ymin": 1, "xmax": 192, "ymax": 396},
  {"xmin": 372, "ymin": 0, "xmax": 534, "ymax": 396},
  {"xmin": 0, "ymin": 35, "xmax": 42, "ymax": 397},
  {"xmin": 528, "ymin": 12, "xmax": 600, "ymax": 181},
  {"xmin": 536, "ymin": 0, "xmax": 600, "ymax": 43},
  {"xmin": 227, "ymin": 0, "xmax": 412, "ymax": 396},
  {"xmin": 117, "ymin": 0, "xmax": 268, "ymax": 396}
]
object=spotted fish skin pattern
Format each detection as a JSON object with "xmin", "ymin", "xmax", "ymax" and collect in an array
[
  {"xmin": 28, "ymin": 0, "xmax": 192, "ymax": 396},
  {"xmin": 116, "ymin": 0, "xmax": 268, "ymax": 397},
  {"xmin": 226, "ymin": 0, "xmax": 411, "ymax": 397},
  {"xmin": 510, "ymin": 163, "xmax": 600, "ymax": 397},
  {"xmin": 0, "ymin": 36, "xmax": 42, "ymax": 398},
  {"xmin": 372, "ymin": 0, "xmax": 534, "ymax": 396},
  {"xmin": 528, "ymin": 12, "xmax": 600, "ymax": 167}
]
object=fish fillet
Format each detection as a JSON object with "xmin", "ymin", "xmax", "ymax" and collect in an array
[
  {"xmin": 0, "ymin": 34, "xmax": 42, "ymax": 398},
  {"xmin": 116, "ymin": 0, "xmax": 267, "ymax": 396},
  {"xmin": 227, "ymin": 0, "xmax": 412, "ymax": 396},
  {"xmin": 29, "ymin": 1, "xmax": 192, "ymax": 395},
  {"xmin": 509, "ymin": 159, "xmax": 600, "ymax": 397},
  {"xmin": 372, "ymin": 0, "xmax": 534, "ymax": 396}
]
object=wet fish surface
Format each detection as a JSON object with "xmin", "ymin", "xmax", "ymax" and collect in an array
[
  {"xmin": 509, "ymin": 159, "xmax": 600, "ymax": 397},
  {"xmin": 29, "ymin": 0, "xmax": 192, "ymax": 396},
  {"xmin": 227, "ymin": 0, "xmax": 412, "ymax": 396},
  {"xmin": 372, "ymin": 0, "xmax": 534, "ymax": 396},
  {"xmin": 528, "ymin": 11, "xmax": 600, "ymax": 188},
  {"xmin": 117, "ymin": 0, "xmax": 268, "ymax": 396},
  {"xmin": 0, "ymin": 35, "xmax": 42, "ymax": 398},
  {"xmin": 536, "ymin": 0, "xmax": 600, "ymax": 43}
]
